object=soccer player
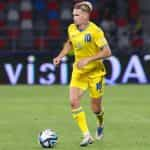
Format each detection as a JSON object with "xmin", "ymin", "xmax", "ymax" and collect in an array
[{"xmin": 53, "ymin": 1, "xmax": 112, "ymax": 147}]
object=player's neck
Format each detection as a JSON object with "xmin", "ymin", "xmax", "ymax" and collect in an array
[{"xmin": 77, "ymin": 21, "xmax": 90, "ymax": 31}]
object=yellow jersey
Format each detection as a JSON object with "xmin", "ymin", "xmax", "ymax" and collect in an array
[{"xmin": 68, "ymin": 21, "xmax": 108, "ymax": 77}]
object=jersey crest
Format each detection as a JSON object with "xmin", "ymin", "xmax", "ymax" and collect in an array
[{"xmin": 84, "ymin": 33, "xmax": 92, "ymax": 42}]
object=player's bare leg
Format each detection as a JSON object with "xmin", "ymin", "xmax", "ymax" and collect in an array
[
  {"xmin": 70, "ymin": 87, "xmax": 94, "ymax": 146},
  {"xmin": 91, "ymin": 97, "xmax": 104, "ymax": 140}
]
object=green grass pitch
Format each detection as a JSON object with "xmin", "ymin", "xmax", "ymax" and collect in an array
[{"xmin": 0, "ymin": 85, "xmax": 150, "ymax": 150}]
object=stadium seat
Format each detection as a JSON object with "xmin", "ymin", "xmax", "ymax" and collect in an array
[
  {"xmin": 0, "ymin": 20, "xmax": 5, "ymax": 28},
  {"xmin": 101, "ymin": 19, "xmax": 116, "ymax": 33},
  {"xmin": 34, "ymin": 0, "xmax": 46, "ymax": 12},
  {"xmin": 0, "ymin": 12, "xmax": 5, "ymax": 31},
  {"xmin": 7, "ymin": 8, "xmax": 19, "ymax": 22},
  {"xmin": 48, "ymin": 19, "xmax": 60, "ymax": 28},
  {"xmin": 19, "ymin": 30, "xmax": 34, "ymax": 49},
  {"xmin": 0, "ymin": 11, "xmax": 5, "ymax": 20},
  {"xmin": 34, "ymin": 20, "xmax": 48, "ymax": 36},
  {"xmin": 48, "ymin": 10, "xmax": 59, "ymax": 20},
  {"xmin": 7, "ymin": 0, "xmax": 19, "ymax": 9},
  {"xmin": 21, "ymin": 11, "xmax": 32, "ymax": 20},
  {"xmin": 7, "ymin": 2, "xmax": 20, "ymax": 48},
  {"xmin": 60, "ymin": 7, "xmax": 72, "ymax": 21},
  {"xmin": 20, "ymin": 0, "xmax": 32, "ymax": 27},
  {"xmin": 128, "ymin": 0, "xmax": 140, "ymax": 19},
  {"xmin": 116, "ymin": 17, "xmax": 128, "ymax": 28},
  {"xmin": 0, "ymin": 2, "xmax": 5, "ymax": 11},
  {"xmin": 20, "ymin": 0, "xmax": 32, "ymax": 11},
  {"xmin": 116, "ymin": 0, "xmax": 128, "ymax": 18},
  {"xmin": 21, "ymin": 20, "xmax": 33, "ymax": 30},
  {"xmin": 0, "ymin": 38, "xmax": 7, "ymax": 48},
  {"xmin": 118, "ymin": 35, "xmax": 130, "ymax": 50},
  {"xmin": 48, "ymin": 28, "xmax": 61, "ymax": 40},
  {"xmin": 7, "ymin": 28, "xmax": 20, "ymax": 39},
  {"xmin": 33, "ymin": 0, "xmax": 48, "ymax": 36},
  {"xmin": 34, "ymin": 37, "xmax": 48, "ymax": 50},
  {"xmin": 91, "ymin": 9, "xmax": 100, "ymax": 22},
  {"xmin": 47, "ymin": 1, "xmax": 59, "ymax": 10},
  {"xmin": 131, "ymin": 36, "xmax": 144, "ymax": 49}
]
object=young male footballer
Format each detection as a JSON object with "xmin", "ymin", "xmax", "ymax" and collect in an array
[{"xmin": 53, "ymin": 1, "xmax": 112, "ymax": 147}]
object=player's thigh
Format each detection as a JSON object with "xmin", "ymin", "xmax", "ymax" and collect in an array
[
  {"xmin": 69, "ymin": 87, "xmax": 84, "ymax": 101},
  {"xmin": 88, "ymin": 76, "xmax": 105, "ymax": 99}
]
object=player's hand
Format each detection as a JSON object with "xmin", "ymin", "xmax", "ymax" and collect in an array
[
  {"xmin": 53, "ymin": 57, "xmax": 61, "ymax": 66},
  {"xmin": 77, "ymin": 58, "xmax": 90, "ymax": 69}
]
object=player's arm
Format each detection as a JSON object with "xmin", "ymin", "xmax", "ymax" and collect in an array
[
  {"xmin": 77, "ymin": 45, "xmax": 111, "ymax": 69},
  {"xmin": 86, "ymin": 45, "xmax": 111, "ymax": 61},
  {"xmin": 53, "ymin": 40, "xmax": 72, "ymax": 65}
]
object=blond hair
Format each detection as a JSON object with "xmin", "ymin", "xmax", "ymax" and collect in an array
[{"xmin": 74, "ymin": 1, "xmax": 93, "ymax": 13}]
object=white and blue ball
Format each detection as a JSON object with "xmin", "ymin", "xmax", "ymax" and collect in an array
[{"xmin": 39, "ymin": 129, "xmax": 58, "ymax": 148}]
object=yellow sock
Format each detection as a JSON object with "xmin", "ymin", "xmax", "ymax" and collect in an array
[
  {"xmin": 72, "ymin": 107, "xmax": 89, "ymax": 136},
  {"xmin": 95, "ymin": 111, "xmax": 104, "ymax": 127}
]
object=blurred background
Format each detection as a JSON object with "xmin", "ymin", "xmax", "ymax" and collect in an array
[{"xmin": 0, "ymin": 0, "xmax": 150, "ymax": 85}]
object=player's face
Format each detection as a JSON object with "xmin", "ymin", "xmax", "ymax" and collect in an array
[{"xmin": 73, "ymin": 9, "xmax": 89, "ymax": 25}]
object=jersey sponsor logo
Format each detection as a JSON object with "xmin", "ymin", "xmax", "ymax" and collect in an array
[{"xmin": 84, "ymin": 34, "xmax": 92, "ymax": 42}]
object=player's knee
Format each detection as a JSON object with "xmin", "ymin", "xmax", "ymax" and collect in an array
[
  {"xmin": 91, "ymin": 98, "xmax": 102, "ymax": 112},
  {"xmin": 70, "ymin": 98, "xmax": 80, "ymax": 109}
]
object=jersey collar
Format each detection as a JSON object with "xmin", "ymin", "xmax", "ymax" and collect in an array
[{"xmin": 76, "ymin": 22, "xmax": 91, "ymax": 32}]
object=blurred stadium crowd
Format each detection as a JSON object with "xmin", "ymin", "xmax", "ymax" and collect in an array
[{"xmin": 0, "ymin": 0, "xmax": 149, "ymax": 54}]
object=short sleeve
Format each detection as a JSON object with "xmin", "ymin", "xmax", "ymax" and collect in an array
[
  {"xmin": 67, "ymin": 26, "xmax": 70, "ymax": 40},
  {"xmin": 67, "ymin": 24, "xmax": 73, "ymax": 41},
  {"xmin": 94, "ymin": 28, "xmax": 108, "ymax": 48}
]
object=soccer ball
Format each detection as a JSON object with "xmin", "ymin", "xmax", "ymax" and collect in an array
[{"xmin": 38, "ymin": 129, "xmax": 58, "ymax": 148}]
